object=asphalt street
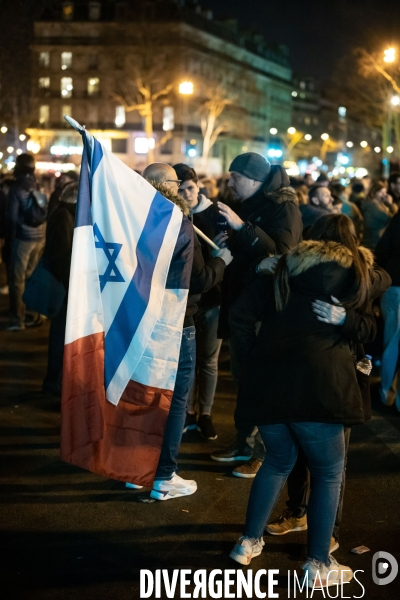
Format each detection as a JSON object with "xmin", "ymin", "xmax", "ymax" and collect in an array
[{"xmin": 1, "ymin": 291, "xmax": 400, "ymax": 600}]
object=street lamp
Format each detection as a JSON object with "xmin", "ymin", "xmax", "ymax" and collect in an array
[
  {"xmin": 304, "ymin": 134, "xmax": 312, "ymax": 141},
  {"xmin": 360, "ymin": 141, "xmax": 368, "ymax": 148},
  {"xmin": 19, "ymin": 134, "xmax": 26, "ymax": 141},
  {"xmin": 270, "ymin": 127, "xmax": 278, "ymax": 135},
  {"xmin": 374, "ymin": 146, "xmax": 382, "ymax": 153},
  {"xmin": 391, "ymin": 95, "xmax": 400, "ymax": 106},
  {"xmin": 321, "ymin": 133, "xmax": 329, "ymax": 140},
  {"xmin": 346, "ymin": 141, "xmax": 354, "ymax": 148},
  {"xmin": 287, "ymin": 127, "xmax": 296, "ymax": 135},
  {"xmin": 387, "ymin": 145, "xmax": 394, "ymax": 153},
  {"xmin": 1, "ymin": 126, "xmax": 7, "ymax": 134},
  {"xmin": 179, "ymin": 81, "xmax": 193, "ymax": 95},
  {"xmin": 383, "ymin": 47, "xmax": 396, "ymax": 63}
]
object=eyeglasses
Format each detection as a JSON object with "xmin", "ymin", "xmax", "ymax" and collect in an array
[{"xmin": 165, "ymin": 179, "xmax": 182, "ymax": 185}]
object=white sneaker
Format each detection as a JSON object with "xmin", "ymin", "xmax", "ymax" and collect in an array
[
  {"xmin": 229, "ymin": 536, "xmax": 265, "ymax": 565},
  {"xmin": 301, "ymin": 556, "xmax": 353, "ymax": 588},
  {"xmin": 150, "ymin": 473, "xmax": 197, "ymax": 501},
  {"xmin": 125, "ymin": 482, "xmax": 143, "ymax": 489}
]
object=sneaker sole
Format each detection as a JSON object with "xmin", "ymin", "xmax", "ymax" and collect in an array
[
  {"xmin": 266, "ymin": 524, "xmax": 308, "ymax": 535},
  {"xmin": 150, "ymin": 487, "xmax": 197, "ymax": 501},
  {"xmin": 229, "ymin": 547, "xmax": 263, "ymax": 566},
  {"xmin": 183, "ymin": 424, "xmax": 198, "ymax": 433},
  {"xmin": 232, "ymin": 470, "xmax": 258, "ymax": 479},
  {"xmin": 197, "ymin": 426, "xmax": 218, "ymax": 440},
  {"xmin": 211, "ymin": 454, "xmax": 252, "ymax": 462},
  {"xmin": 125, "ymin": 483, "xmax": 143, "ymax": 489}
]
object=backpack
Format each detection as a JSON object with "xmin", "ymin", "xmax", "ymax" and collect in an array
[{"xmin": 23, "ymin": 191, "xmax": 48, "ymax": 227}]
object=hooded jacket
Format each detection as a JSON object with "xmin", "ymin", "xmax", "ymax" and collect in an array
[
  {"xmin": 190, "ymin": 194, "xmax": 222, "ymax": 311},
  {"xmin": 232, "ymin": 240, "xmax": 377, "ymax": 427},
  {"xmin": 220, "ymin": 173, "xmax": 302, "ymax": 337},
  {"xmin": 152, "ymin": 184, "xmax": 225, "ymax": 327}
]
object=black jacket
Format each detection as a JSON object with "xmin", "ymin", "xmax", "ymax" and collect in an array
[
  {"xmin": 299, "ymin": 203, "xmax": 331, "ymax": 228},
  {"xmin": 231, "ymin": 240, "xmax": 380, "ymax": 428},
  {"xmin": 43, "ymin": 201, "xmax": 76, "ymax": 290},
  {"xmin": 191, "ymin": 195, "xmax": 222, "ymax": 311},
  {"xmin": 375, "ymin": 211, "xmax": 400, "ymax": 286},
  {"xmin": 6, "ymin": 182, "xmax": 46, "ymax": 242},
  {"xmin": 219, "ymin": 184, "xmax": 302, "ymax": 337}
]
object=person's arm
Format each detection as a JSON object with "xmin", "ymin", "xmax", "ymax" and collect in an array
[
  {"xmin": 229, "ymin": 203, "xmax": 302, "ymax": 258},
  {"xmin": 229, "ymin": 274, "xmax": 273, "ymax": 372},
  {"xmin": 189, "ymin": 231, "xmax": 228, "ymax": 295},
  {"xmin": 6, "ymin": 186, "xmax": 20, "ymax": 241}
]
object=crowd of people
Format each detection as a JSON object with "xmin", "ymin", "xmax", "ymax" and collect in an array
[{"xmin": 1, "ymin": 151, "xmax": 400, "ymax": 589}]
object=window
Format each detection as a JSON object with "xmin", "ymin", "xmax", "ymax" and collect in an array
[
  {"xmin": 62, "ymin": 2, "xmax": 74, "ymax": 20},
  {"xmin": 304, "ymin": 116, "xmax": 311, "ymax": 125},
  {"xmin": 62, "ymin": 105, "xmax": 72, "ymax": 120},
  {"xmin": 39, "ymin": 52, "xmax": 50, "ymax": 68},
  {"xmin": 87, "ymin": 77, "xmax": 99, "ymax": 96},
  {"xmin": 87, "ymin": 105, "xmax": 98, "ymax": 124},
  {"xmin": 88, "ymin": 2, "xmax": 101, "ymax": 20},
  {"xmin": 88, "ymin": 53, "xmax": 98, "ymax": 69},
  {"xmin": 39, "ymin": 105, "xmax": 49, "ymax": 125},
  {"xmin": 61, "ymin": 77, "xmax": 73, "ymax": 98},
  {"xmin": 313, "ymin": 117, "xmax": 319, "ymax": 125},
  {"xmin": 39, "ymin": 77, "xmax": 50, "ymax": 89},
  {"xmin": 162, "ymin": 106, "xmax": 174, "ymax": 131},
  {"xmin": 115, "ymin": 106, "xmax": 125, "ymax": 127},
  {"xmin": 111, "ymin": 138, "xmax": 127, "ymax": 153},
  {"xmin": 299, "ymin": 81, "xmax": 306, "ymax": 90},
  {"xmin": 61, "ymin": 52, "xmax": 72, "ymax": 70}
]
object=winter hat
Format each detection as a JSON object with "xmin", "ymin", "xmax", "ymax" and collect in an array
[{"xmin": 229, "ymin": 152, "xmax": 271, "ymax": 182}]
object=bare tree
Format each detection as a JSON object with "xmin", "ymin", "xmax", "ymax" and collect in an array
[{"xmin": 198, "ymin": 85, "xmax": 232, "ymax": 169}]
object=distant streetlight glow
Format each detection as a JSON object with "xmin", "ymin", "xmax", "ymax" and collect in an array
[
  {"xmin": 391, "ymin": 96, "xmax": 400, "ymax": 106},
  {"xmin": 374, "ymin": 146, "xmax": 381, "ymax": 153},
  {"xmin": 287, "ymin": 127, "xmax": 296, "ymax": 135},
  {"xmin": 360, "ymin": 141, "xmax": 368, "ymax": 148},
  {"xmin": 19, "ymin": 134, "xmax": 26, "ymax": 141},
  {"xmin": 179, "ymin": 81, "xmax": 193, "ymax": 95},
  {"xmin": 321, "ymin": 133, "xmax": 329, "ymax": 140},
  {"xmin": 270, "ymin": 127, "xmax": 278, "ymax": 135},
  {"xmin": 291, "ymin": 91, "xmax": 298, "ymax": 97},
  {"xmin": 1, "ymin": 126, "xmax": 7, "ymax": 134},
  {"xmin": 338, "ymin": 106, "xmax": 347, "ymax": 117},
  {"xmin": 384, "ymin": 47, "xmax": 396, "ymax": 63},
  {"xmin": 346, "ymin": 141, "xmax": 354, "ymax": 148},
  {"xmin": 304, "ymin": 134, "xmax": 312, "ymax": 141},
  {"xmin": 16, "ymin": 149, "xmax": 22, "ymax": 155},
  {"xmin": 7, "ymin": 146, "xmax": 14, "ymax": 153},
  {"xmin": 387, "ymin": 146, "xmax": 394, "ymax": 153}
]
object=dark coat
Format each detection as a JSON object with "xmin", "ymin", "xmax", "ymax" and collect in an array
[
  {"xmin": 375, "ymin": 210, "xmax": 400, "ymax": 286},
  {"xmin": 43, "ymin": 201, "xmax": 76, "ymax": 290},
  {"xmin": 231, "ymin": 240, "xmax": 376, "ymax": 428},
  {"xmin": 6, "ymin": 182, "xmax": 46, "ymax": 242},
  {"xmin": 299, "ymin": 203, "xmax": 331, "ymax": 228},
  {"xmin": 219, "ymin": 185, "xmax": 302, "ymax": 337}
]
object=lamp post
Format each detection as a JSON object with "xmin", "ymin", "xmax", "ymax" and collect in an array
[{"xmin": 179, "ymin": 81, "xmax": 193, "ymax": 159}]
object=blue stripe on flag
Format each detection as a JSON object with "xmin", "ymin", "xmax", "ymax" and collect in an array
[
  {"xmin": 75, "ymin": 141, "xmax": 92, "ymax": 228},
  {"xmin": 104, "ymin": 191, "xmax": 175, "ymax": 389},
  {"xmin": 91, "ymin": 137, "xmax": 103, "ymax": 176},
  {"xmin": 166, "ymin": 216, "xmax": 193, "ymax": 290}
]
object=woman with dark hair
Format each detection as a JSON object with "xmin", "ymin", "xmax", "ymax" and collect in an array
[
  {"xmin": 362, "ymin": 182, "xmax": 397, "ymax": 251},
  {"xmin": 228, "ymin": 214, "xmax": 375, "ymax": 588}
]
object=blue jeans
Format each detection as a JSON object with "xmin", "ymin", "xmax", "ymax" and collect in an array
[
  {"xmin": 188, "ymin": 307, "xmax": 222, "ymax": 414},
  {"xmin": 9, "ymin": 238, "xmax": 44, "ymax": 326},
  {"xmin": 244, "ymin": 422, "xmax": 345, "ymax": 565},
  {"xmin": 155, "ymin": 326, "xmax": 196, "ymax": 481},
  {"xmin": 380, "ymin": 287, "xmax": 400, "ymax": 405}
]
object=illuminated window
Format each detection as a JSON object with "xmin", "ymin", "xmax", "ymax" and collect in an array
[
  {"xmin": 39, "ymin": 77, "xmax": 50, "ymax": 89},
  {"xmin": 163, "ymin": 106, "xmax": 174, "ymax": 131},
  {"xmin": 62, "ymin": 105, "xmax": 72, "ymax": 120},
  {"xmin": 88, "ymin": 2, "xmax": 101, "ymax": 20},
  {"xmin": 135, "ymin": 138, "xmax": 150, "ymax": 154},
  {"xmin": 304, "ymin": 117, "xmax": 311, "ymax": 125},
  {"xmin": 115, "ymin": 106, "xmax": 126, "ymax": 127},
  {"xmin": 61, "ymin": 77, "xmax": 73, "ymax": 98},
  {"xmin": 87, "ymin": 105, "xmax": 98, "ymax": 124},
  {"xmin": 87, "ymin": 77, "xmax": 99, "ymax": 96},
  {"xmin": 39, "ymin": 105, "xmax": 49, "ymax": 126},
  {"xmin": 62, "ymin": 2, "xmax": 74, "ymax": 20},
  {"xmin": 39, "ymin": 52, "xmax": 50, "ymax": 68},
  {"xmin": 299, "ymin": 81, "xmax": 306, "ymax": 90},
  {"xmin": 61, "ymin": 52, "xmax": 72, "ymax": 70}
]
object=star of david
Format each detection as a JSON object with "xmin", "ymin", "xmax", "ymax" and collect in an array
[{"xmin": 93, "ymin": 223, "xmax": 125, "ymax": 292}]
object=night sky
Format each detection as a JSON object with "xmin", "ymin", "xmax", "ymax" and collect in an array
[{"xmin": 202, "ymin": 0, "xmax": 400, "ymax": 81}]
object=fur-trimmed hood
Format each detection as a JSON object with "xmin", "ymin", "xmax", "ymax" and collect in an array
[
  {"xmin": 264, "ymin": 186, "xmax": 298, "ymax": 205},
  {"xmin": 148, "ymin": 181, "xmax": 189, "ymax": 216},
  {"xmin": 286, "ymin": 240, "xmax": 373, "ymax": 277}
]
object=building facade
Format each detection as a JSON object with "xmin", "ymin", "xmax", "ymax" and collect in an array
[{"xmin": 27, "ymin": 0, "xmax": 293, "ymax": 175}]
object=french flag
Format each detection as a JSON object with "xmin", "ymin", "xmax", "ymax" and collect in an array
[{"xmin": 60, "ymin": 122, "xmax": 193, "ymax": 487}]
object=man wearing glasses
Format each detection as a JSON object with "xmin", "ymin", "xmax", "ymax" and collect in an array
[{"xmin": 136, "ymin": 163, "xmax": 232, "ymax": 500}]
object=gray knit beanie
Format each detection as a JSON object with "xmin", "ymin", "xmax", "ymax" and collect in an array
[{"xmin": 229, "ymin": 152, "xmax": 271, "ymax": 182}]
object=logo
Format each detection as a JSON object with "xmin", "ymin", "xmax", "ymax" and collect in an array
[{"xmin": 372, "ymin": 551, "xmax": 398, "ymax": 586}]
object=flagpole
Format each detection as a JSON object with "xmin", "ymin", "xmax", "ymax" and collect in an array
[{"xmin": 193, "ymin": 225, "xmax": 220, "ymax": 251}]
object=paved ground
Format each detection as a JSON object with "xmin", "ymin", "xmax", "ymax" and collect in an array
[{"xmin": 1, "ymin": 289, "xmax": 400, "ymax": 599}]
